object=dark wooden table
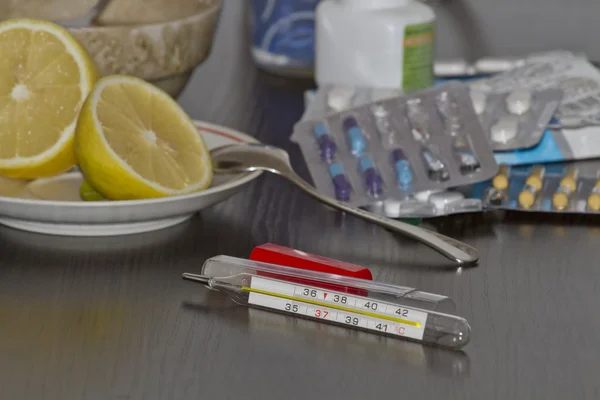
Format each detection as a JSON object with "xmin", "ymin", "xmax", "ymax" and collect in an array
[{"xmin": 2, "ymin": 2, "xmax": 600, "ymax": 399}]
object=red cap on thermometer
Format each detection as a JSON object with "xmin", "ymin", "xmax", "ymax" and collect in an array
[{"xmin": 250, "ymin": 243, "xmax": 373, "ymax": 280}]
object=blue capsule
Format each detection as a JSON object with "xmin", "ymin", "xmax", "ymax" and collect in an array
[
  {"xmin": 312, "ymin": 123, "xmax": 337, "ymax": 161},
  {"xmin": 342, "ymin": 116, "xmax": 367, "ymax": 156},
  {"xmin": 328, "ymin": 162, "xmax": 352, "ymax": 201},
  {"xmin": 358, "ymin": 155, "xmax": 384, "ymax": 197},
  {"xmin": 313, "ymin": 123, "xmax": 328, "ymax": 137},
  {"xmin": 391, "ymin": 149, "xmax": 414, "ymax": 188}
]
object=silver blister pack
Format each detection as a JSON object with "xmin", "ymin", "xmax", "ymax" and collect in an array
[
  {"xmin": 472, "ymin": 88, "xmax": 563, "ymax": 151},
  {"xmin": 291, "ymin": 81, "xmax": 499, "ymax": 214},
  {"xmin": 298, "ymin": 84, "xmax": 403, "ymax": 124},
  {"xmin": 470, "ymin": 51, "xmax": 600, "ymax": 130}
]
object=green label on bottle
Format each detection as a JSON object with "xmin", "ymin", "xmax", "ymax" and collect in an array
[{"xmin": 402, "ymin": 21, "xmax": 435, "ymax": 91}]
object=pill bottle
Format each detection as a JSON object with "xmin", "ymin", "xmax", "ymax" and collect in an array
[
  {"xmin": 249, "ymin": 0, "xmax": 321, "ymax": 78},
  {"xmin": 315, "ymin": 0, "xmax": 436, "ymax": 90}
]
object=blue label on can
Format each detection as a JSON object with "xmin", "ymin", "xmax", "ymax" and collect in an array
[{"xmin": 251, "ymin": 0, "xmax": 319, "ymax": 63}]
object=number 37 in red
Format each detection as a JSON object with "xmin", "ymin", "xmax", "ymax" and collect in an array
[{"xmin": 315, "ymin": 309, "xmax": 329, "ymax": 318}]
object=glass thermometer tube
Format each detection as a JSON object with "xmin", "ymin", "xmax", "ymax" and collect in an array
[
  {"xmin": 184, "ymin": 256, "xmax": 471, "ymax": 350},
  {"xmin": 201, "ymin": 256, "xmax": 455, "ymax": 313}
]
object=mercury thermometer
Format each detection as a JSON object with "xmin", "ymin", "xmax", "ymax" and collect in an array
[{"xmin": 183, "ymin": 256, "xmax": 471, "ymax": 350}]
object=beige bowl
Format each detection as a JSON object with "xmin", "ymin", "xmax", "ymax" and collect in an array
[
  {"xmin": 74, "ymin": 0, "xmax": 222, "ymax": 97},
  {"xmin": 5, "ymin": 0, "xmax": 222, "ymax": 98}
]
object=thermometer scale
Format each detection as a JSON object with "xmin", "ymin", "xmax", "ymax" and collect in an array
[{"xmin": 184, "ymin": 256, "xmax": 471, "ymax": 349}]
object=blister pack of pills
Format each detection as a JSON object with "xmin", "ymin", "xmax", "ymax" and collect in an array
[
  {"xmin": 472, "ymin": 88, "xmax": 563, "ymax": 151},
  {"xmin": 479, "ymin": 163, "xmax": 600, "ymax": 214},
  {"xmin": 470, "ymin": 51, "xmax": 600, "ymax": 129},
  {"xmin": 463, "ymin": 50, "xmax": 600, "ymax": 166},
  {"xmin": 292, "ymin": 81, "xmax": 499, "ymax": 214}
]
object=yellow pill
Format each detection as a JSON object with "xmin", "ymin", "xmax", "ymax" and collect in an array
[
  {"xmin": 492, "ymin": 165, "xmax": 510, "ymax": 190},
  {"xmin": 525, "ymin": 166, "xmax": 545, "ymax": 191},
  {"xmin": 559, "ymin": 167, "xmax": 578, "ymax": 192},
  {"xmin": 552, "ymin": 167, "xmax": 578, "ymax": 211},
  {"xmin": 518, "ymin": 187, "xmax": 537, "ymax": 209},
  {"xmin": 588, "ymin": 193, "xmax": 600, "ymax": 212},
  {"xmin": 552, "ymin": 192, "xmax": 569, "ymax": 211},
  {"xmin": 588, "ymin": 179, "xmax": 600, "ymax": 212},
  {"xmin": 518, "ymin": 166, "xmax": 545, "ymax": 209}
]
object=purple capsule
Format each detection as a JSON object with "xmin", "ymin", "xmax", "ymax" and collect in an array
[
  {"xmin": 359, "ymin": 155, "xmax": 384, "ymax": 197},
  {"xmin": 312, "ymin": 123, "xmax": 337, "ymax": 161},
  {"xmin": 392, "ymin": 148, "xmax": 407, "ymax": 161},
  {"xmin": 328, "ymin": 162, "xmax": 352, "ymax": 201},
  {"xmin": 342, "ymin": 116, "xmax": 359, "ymax": 132}
]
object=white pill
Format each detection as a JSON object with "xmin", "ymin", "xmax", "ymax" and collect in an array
[
  {"xmin": 465, "ymin": 65, "xmax": 477, "ymax": 76},
  {"xmin": 470, "ymin": 91, "xmax": 487, "ymax": 115},
  {"xmin": 414, "ymin": 189, "xmax": 444, "ymax": 203},
  {"xmin": 475, "ymin": 57, "xmax": 520, "ymax": 74},
  {"xmin": 429, "ymin": 191, "xmax": 465, "ymax": 213},
  {"xmin": 434, "ymin": 59, "xmax": 469, "ymax": 77},
  {"xmin": 327, "ymin": 86, "xmax": 356, "ymax": 111},
  {"xmin": 490, "ymin": 116, "xmax": 520, "ymax": 143},
  {"xmin": 383, "ymin": 199, "xmax": 402, "ymax": 218},
  {"xmin": 383, "ymin": 199, "xmax": 438, "ymax": 218},
  {"xmin": 505, "ymin": 90, "xmax": 532, "ymax": 115}
]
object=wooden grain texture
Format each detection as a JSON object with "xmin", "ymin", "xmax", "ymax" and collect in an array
[{"xmin": 2, "ymin": 1, "xmax": 600, "ymax": 399}]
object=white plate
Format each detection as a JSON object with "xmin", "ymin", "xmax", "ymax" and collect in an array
[{"xmin": 0, "ymin": 121, "xmax": 262, "ymax": 236}]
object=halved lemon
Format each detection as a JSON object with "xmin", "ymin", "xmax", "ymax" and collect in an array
[
  {"xmin": 0, "ymin": 19, "xmax": 97, "ymax": 179},
  {"xmin": 75, "ymin": 75, "xmax": 213, "ymax": 200},
  {"xmin": 0, "ymin": 175, "xmax": 30, "ymax": 198}
]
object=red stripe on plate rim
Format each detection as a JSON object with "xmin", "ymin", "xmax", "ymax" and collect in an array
[{"xmin": 195, "ymin": 122, "xmax": 245, "ymax": 143}]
